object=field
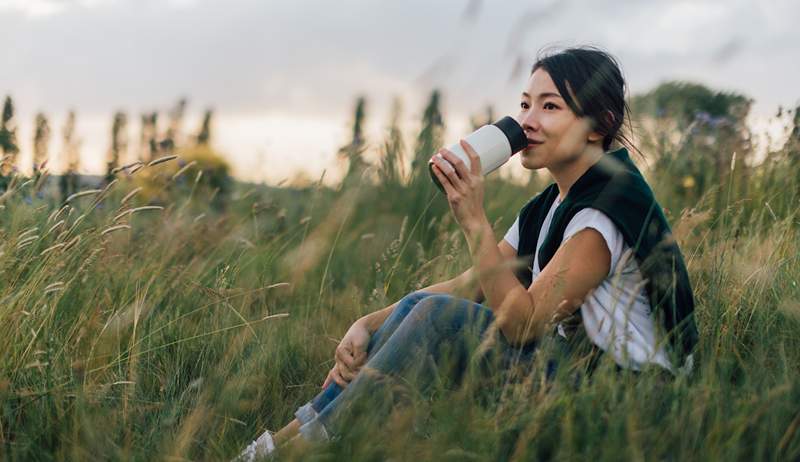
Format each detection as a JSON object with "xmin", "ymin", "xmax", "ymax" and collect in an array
[{"xmin": 1, "ymin": 104, "xmax": 800, "ymax": 461}]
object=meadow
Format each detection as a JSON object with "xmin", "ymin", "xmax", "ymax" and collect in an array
[{"xmin": 1, "ymin": 86, "xmax": 799, "ymax": 461}]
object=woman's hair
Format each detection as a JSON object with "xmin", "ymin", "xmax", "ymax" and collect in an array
[{"xmin": 532, "ymin": 46, "xmax": 636, "ymax": 153}]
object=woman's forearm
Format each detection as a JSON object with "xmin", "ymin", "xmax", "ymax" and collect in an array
[{"xmin": 464, "ymin": 220, "xmax": 534, "ymax": 344}]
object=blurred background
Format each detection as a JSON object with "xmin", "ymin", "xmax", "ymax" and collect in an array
[{"xmin": 1, "ymin": 0, "xmax": 798, "ymax": 186}]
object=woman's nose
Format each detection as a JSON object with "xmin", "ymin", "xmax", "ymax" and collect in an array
[{"xmin": 518, "ymin": 109, "xmax": 540, "ymax": 132}]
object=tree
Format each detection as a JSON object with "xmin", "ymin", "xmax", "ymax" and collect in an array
[
  {"xmin": 631, "ymin": 81, "xmax": 752, "ymax": 209},
  {"xmin": 196, "ymin": 109, "xmax": 213, "ymax": 146},
  {"xmin": 410, "ymin": 89, "xmax": 445, "ymax": 186},
  {"xmin": 377, "ymin": 96, "xmax": 406, "ymax": 186},
  {"xmin": 107, "ymin": 111, "xmax": 128, "ymax": 180},
  {"xmin": 59, "ymin": 111, "xmax": 81, "ymax": 200},
  {"xmin": 0, "ymin": 95, "xmax": 20, "ymax": 176},
  {"xmin": 33, "ymin": 112, "xmax": 51, "ymax": 172},
  {"xmin": 163, "ymin": 98, "xmax": 187, "ymax": 151},
  {"xmin": 139, "ymin": 112, "xmax": 158, "ymax": 162},
  {"xmin": 339, "ymin": 96, "xmax": 368, "ymax": 182}
]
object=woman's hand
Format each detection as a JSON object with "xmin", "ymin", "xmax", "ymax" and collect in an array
[
  {"xmin": 430, "ymin": 139, "xmax": 488, "ymax": 233},
  {"xmin": 321, "ymin": 319, "xmax": 371, "ymax": 388}
]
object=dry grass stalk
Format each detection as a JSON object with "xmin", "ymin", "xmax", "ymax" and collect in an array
[
  {"xmin": 65, "ymin": 189, "xmax": 103, "ymax": 203},
  {"xmin": 45, "ymin": 220, "xmax": 65, "ymax": 236},
  {"xmin": 67, "ymin": 214, "xmax": 87, "ymax": 234},
  {"xmin": 102, "ymin": 179, "xmax": 118, "ymax": 194},
  {"xmin": 148, "ymin": 155, "xmax": 178, "ymax": 167},
  {"xmin": 48, "ymin": 205, "xmax": 71, "ymax": 224},
  {"xmin": 63, "ymin": 235, "xmax": 81, "ymax": 251},
  {"xmin": 101, "ymin": 224, "xmax": 131, "ymax": 236},
  {"xmin": 111, "ymin": 161, "xmax": 143, "ymax": 175},
  {"xmin": 120, "ymin": 187, "xmax": 142, "ymax": 206},
  {"xmin": 43, "ymin": 282, "xmax": 65, "ymax": 294},
  {"xmin": 115, "ymin": 206, "xmax": 164, "ymax": 222},
  {"xmin": 40, "ymin": 243, "xmax": 66, "ymax": 256},
  {"xmin": 171, "ymin": 161, "xmax": 196, "ymax": 180},
  {"xmin": 18, "ymin": 227, "xmax": 39, "ymax": 239},
  {"xmin": 113, "ymin": 210, "xmax": 131, "ymax": 223},
  {"xmin": 16, "ymin": 235, "xmax": 40, "ymax": 249}
]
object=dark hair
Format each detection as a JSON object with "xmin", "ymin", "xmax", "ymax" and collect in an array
[{"xmin": 532, "ymin": 46, "xmax": 636, "ymax": 153}]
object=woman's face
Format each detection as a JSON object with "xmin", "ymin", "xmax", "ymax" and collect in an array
[{"xmin": 516, "ymin": 68, "xmax": 597, "ymax": 171}]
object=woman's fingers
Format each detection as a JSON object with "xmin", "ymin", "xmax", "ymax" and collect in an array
[
  {"xmin": 432, "ymin": 153, "xmax": 461, "ymax": 188},
  {"xmin": 331, "ymin": 364, "xmax": 348, "ymax": 387},
  {"xmin": 439, "ymin": 149, "xmax": 471, "ymax": 182},
  {"xmin": 338, "ymin": 364, "xmax": 356, "ymax": 382},
  {"xmin": 352, "ymin": 349, "xmax": 367, "ymax": 368},
  {"xmin": 431, "ymin": 163, "xmax": 460, "ymax": 199},
  {"xmin": 335, "ymin": 344, "xmax": 357, "ymax": 371}
]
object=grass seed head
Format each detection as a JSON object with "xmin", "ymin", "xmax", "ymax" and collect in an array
[
  {"xmin": 65, "ymin": 189, "xmax": 103, "ymax": 203},
  {"xmin": 148, "ymin": 154, "xmax": 178, "ymax": 167},
  {"xmin": 101, "ymin": 224, "xmax": 131, "ymax": 236},
  {"xmin": 120, "ymin": 187, "xmax": 143, "ymax": 206},
  {"xmin": 40, "ymin": 243, "xmax": 66, "ymax": 256}
]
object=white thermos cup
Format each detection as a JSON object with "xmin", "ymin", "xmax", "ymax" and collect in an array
[{"xmin": 428, "ymin": 116, "xmax": 527, "ymax": 193}]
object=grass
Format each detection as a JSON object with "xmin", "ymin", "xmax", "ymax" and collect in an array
[{"xmin": 1, "ymin": 133, "xmax": 799, "ymax": 461}]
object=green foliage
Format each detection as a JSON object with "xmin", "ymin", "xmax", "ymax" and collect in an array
[
  {"xmin": 631, "ymin": 81, "xmax": 754, "ymax": 214},
  {"xmin": 134, "ymin": 144, "xmax": 232, "ymax": 211},
  {"xmin": 1, "ymin": 95, "xmax": 20, "ymax": 177}
]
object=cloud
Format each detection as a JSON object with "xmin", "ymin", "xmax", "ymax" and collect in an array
[
  {"xmin": 2, "ymin": 0, "xmax": 798, "ymax": 182},
  {"xmin": 0, "ymin": 0, "xmax": 119, "ymax": 17},
  {"xmin": 0, "ymin": 0, "xmax": 67, "ymax": 17}
]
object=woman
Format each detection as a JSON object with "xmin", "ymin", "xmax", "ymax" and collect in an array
[{"xmin": 236, "ymin": 46, "xmax": 698, "ymax": 460}]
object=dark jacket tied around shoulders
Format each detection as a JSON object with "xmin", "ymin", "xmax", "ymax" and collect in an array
[{"xmin": 514, "ymin": 147, "xmax": 699, "ymax": 366}]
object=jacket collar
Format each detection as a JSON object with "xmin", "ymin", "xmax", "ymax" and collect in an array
[{"xmin": 564, "ymin": 147, "xmax": 632, "ymax": 203}]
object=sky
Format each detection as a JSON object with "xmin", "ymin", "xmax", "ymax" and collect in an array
[{"xmin": 1, "ymin": 0, "xmax": 798, "ymax": 184}]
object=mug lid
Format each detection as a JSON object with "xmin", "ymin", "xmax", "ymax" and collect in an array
[{"xmin": 492, "ymin": 116, "xmax": 527, "ymax": 154}]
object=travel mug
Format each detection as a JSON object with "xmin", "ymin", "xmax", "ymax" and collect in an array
[{"xmin": 428, "ymin": 116, "xmax": 527, "ymax": 192}]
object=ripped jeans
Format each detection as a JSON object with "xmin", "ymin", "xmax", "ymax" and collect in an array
[{"xmin": 293, "ymin": 291, "xmax": 544, "ymax": 443}]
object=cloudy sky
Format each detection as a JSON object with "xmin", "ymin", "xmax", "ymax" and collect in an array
[{"xmin": 1, "ymin": 0, "xmax": 798, "ymax": 183}]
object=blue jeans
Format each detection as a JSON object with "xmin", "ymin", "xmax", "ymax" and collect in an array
[{"xmin": 293, "ymin": 291, "xmax": 541, "ymax": 442}]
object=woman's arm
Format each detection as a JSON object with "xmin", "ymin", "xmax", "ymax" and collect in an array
[
  {"xmin": 465, "ymin": 222, "xmax": 610, "ymax": 345},
  {"xmin": 357, "ymin": 240, "xmax": 518, "ymax": 333}
]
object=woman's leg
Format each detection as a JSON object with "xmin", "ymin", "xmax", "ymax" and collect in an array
[
  {"xmin": 298, "ymin": 294, "xmax": 500, "ymax": 443},
  {"xmin": 274, "ymin": 291, "xmax": 438, "ymax": 445}
]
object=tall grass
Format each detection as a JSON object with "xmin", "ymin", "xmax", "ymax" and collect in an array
[{"xmin": 1, "ymin": 121, "xmax": 799, "ymax": 461}]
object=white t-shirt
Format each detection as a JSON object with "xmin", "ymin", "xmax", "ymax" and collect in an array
[{"xmin": 503, "ymin": 195, "xmax": 675, "ymax": 372}]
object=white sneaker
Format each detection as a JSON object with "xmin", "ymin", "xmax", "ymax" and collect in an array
[{"xmin": 234, "ymin": 429, "xmax": 276, "ymax": 462}]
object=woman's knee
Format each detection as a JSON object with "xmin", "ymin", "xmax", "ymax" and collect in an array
[
  {"xmin": 409, "ymin": 294, "xmax": 464, "ymax": 325},
  {"xmin": 409, "ymin": 295, "xmax": 494, "ymax": 333},
  {"xmin": 400, "ymin": 290, "xmax": 437, "ymax": 306}
]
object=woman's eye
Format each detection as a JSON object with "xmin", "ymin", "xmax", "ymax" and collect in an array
[
  {"xmin": 520, "ymin": 102, "xmax": 529, "ymax": 109},
  {"xmin": 543, "ymin": 102, "xmax": 558, "ymax": 110}
]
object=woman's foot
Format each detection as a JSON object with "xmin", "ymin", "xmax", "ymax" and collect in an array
[{"xmin": 234, "ymin": 429, "xmax": 276, "ymax": 462}]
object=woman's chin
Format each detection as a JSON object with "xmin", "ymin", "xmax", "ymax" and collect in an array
[{"xmin": 520, "ymin": 149, "xmax": 544, "ymax": 169}]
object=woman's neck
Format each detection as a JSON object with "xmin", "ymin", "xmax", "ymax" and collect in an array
[{"xmin": 549, "ymin": 144, "xmax": 604, "ymax": 200}]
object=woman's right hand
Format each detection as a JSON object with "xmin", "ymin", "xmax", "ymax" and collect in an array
[{"xmin": 322, "ymin": 319, "xmax": 371, "ymax": 388}]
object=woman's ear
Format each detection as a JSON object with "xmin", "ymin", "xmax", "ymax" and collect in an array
[
  {"xmin": 587, "ymin": 110, "xmax": 615, "ymax": 143},
  {"xmin": 587, "ymin": 130, "xmax": 604, "ymax": 143}
]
